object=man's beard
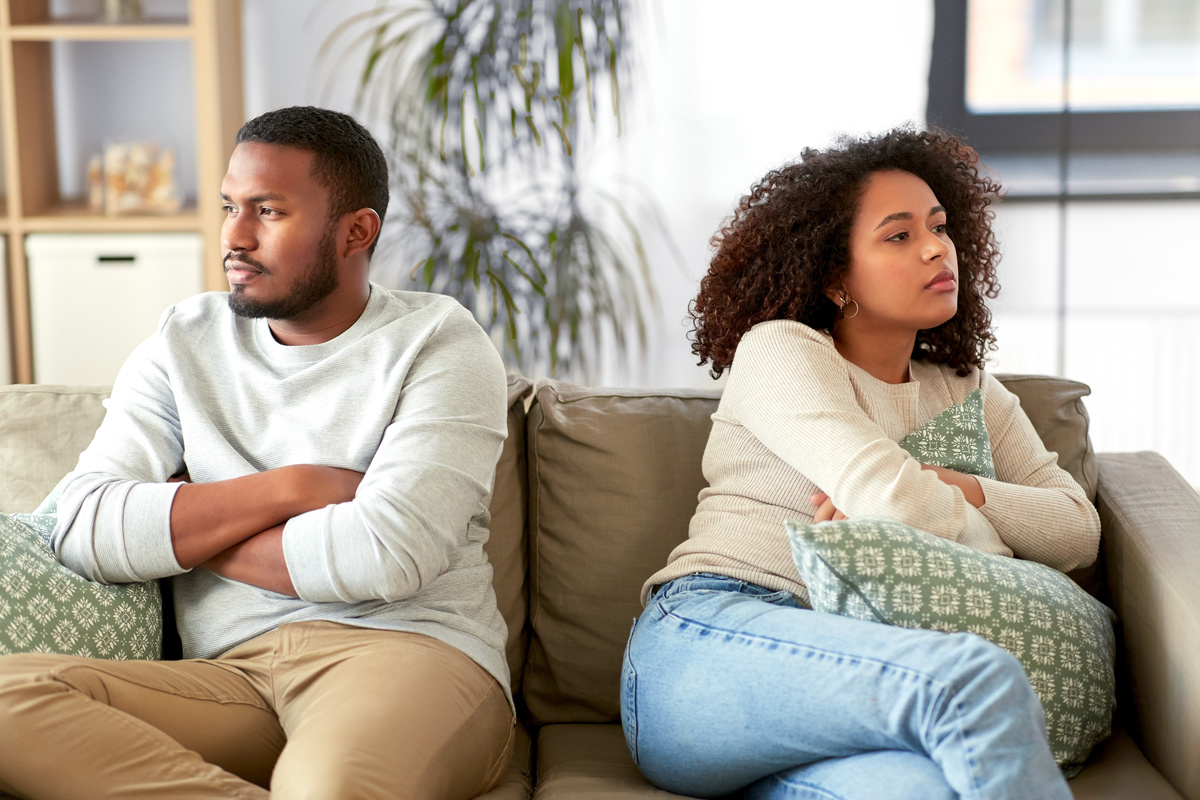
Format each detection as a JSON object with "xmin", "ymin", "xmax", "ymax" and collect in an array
[{"xmin": 227, "ymin": 226, "xmax": 339, "ymax": 320}]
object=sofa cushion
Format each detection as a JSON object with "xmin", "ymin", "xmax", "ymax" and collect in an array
[
  {"xmin": 484, "ymin": 376, "xmax": 533, "ymax": 696},
  {"xmin": 523, "ymin": 381, "xmax": 720, "ymax": 725},
  {"xmin": 994, "ymin": 374, "xmax": 1097, "ymax": 504},
  {"xmin": 0, "ymin": 386, "xmax": 109, "ymax": 513},
  {"xmin": 527, "ymin": 722, "xmax": 1178, "ymax": 800},
  {"xmin": 0, "ymin": 494, "xmax": 162, "ymax": 660},
  {"xmin": 787, "ymin": 516, "xmax": 1116, "ymax": 773},
  {"xmin": 899, "ymin": 388, "xmax": 994, "ymax": 478},
  {"xmin": 475, "ymin": 720, "xmax": 534, "ymax": 800},
  {"xmin": 533, "ymin": 724, "xmax": 689, "ymax": 798}
]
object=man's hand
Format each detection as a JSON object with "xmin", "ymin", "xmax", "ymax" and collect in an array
[
  {"xmin": 170, "ymin": 464, "xmax": 364, "ymax": 569},
  {"xmin": 920, "ymin": 463, "xmax": 985, "ymax": 508},
  {"xmin": 811, "ymin": 491, "xmax": 847, "ymax": 523}
]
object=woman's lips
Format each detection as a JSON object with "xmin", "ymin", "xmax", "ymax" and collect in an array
[{"xmin": 926, "ymin": 269, "xmax": 957, "ymax": 292}]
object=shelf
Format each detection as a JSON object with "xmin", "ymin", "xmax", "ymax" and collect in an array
[
  {"xmin": 0, "ymin": 0, "xmax": 243, "ymax": 382},
  {"xmin": 6, "ymin": 20, "xmax": 191, "ymax": 40},
  {"xmin": 20, "ymin": 201, "xmax": 201, "ymax": 232}
]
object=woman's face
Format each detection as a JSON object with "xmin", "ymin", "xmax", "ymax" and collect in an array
[{"xmin": 836, "ymin": 169, "xmax": 959, "ymax": 335}]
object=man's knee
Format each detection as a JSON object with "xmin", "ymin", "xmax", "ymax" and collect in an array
[{"xmin": 0, "ymin": 654, "xmax": 74, "ymax": 750}]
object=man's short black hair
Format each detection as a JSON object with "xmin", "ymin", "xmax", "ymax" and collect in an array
[{"xmin": 236, "ymin": 106, "xmax": 389, "ymax": 254}]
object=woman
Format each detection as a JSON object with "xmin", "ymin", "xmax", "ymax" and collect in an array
[{"xmin": 619, "ymin": 128, "xmax": 1101, "ymax": 800}]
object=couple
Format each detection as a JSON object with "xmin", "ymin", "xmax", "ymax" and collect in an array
[{"xmin": 0, "ymin": 107, "xmax": 1095, "ymax": 800}]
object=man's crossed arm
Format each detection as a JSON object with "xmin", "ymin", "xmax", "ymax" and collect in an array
[{"xmin": 169, "ymin": 465, "xmax": 363, "ymax": 596}]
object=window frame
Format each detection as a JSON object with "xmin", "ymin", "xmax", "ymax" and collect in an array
[{"xmin": 926, "ymin": 0, "xmax": 1200, "ymax": 154}]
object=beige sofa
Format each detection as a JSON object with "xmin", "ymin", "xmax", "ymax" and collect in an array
[{"xmin": 1, "ymin": 375, "xmax": 1198, "ymax": 799}]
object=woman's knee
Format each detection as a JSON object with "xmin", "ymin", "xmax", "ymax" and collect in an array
[{"xmin": 936, "ymin": 632, "xmax": 1040, "ymax": 713}]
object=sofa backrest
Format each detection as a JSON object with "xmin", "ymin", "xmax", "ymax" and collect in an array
[
  {"xmin": 0, "ymin": 373, "xmax": 1099, "ymax": 727},
  {"xmin": 0, "ymin": 385, "xmax": 111, "ymax": 514},
  {"xmin": 519, "ymin": 374, "xmax": 1099, "ymax": 727}
]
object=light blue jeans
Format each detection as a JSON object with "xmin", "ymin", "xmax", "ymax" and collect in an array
[{"xmin": 620, "ymin": 573, "xmax": 1071, "ymax": 800}]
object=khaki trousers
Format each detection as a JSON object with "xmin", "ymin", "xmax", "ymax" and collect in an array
[{"xmin": 0, "ymin": 620, "xmax": 514, "ymax": 800}]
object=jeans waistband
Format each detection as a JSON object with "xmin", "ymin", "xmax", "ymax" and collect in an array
[{"xmin": 652, "ymin": 572, "xmax": 784, "ymax": 602}]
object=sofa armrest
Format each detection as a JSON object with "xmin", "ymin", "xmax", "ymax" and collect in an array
[{"xmin": 1096, "ymin": 452, "xmax": 1200, "ymax": 800}]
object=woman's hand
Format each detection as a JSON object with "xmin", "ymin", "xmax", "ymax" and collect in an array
[
  {"xmin": 920, "ymin": 464, "xmax": 985, "ymax": 508},
  {"xmin": 810, "ymin": 492, "xmax": 848, "ymax": 523}
]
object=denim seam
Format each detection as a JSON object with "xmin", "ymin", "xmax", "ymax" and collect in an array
[
  {"xmin": 659, "ymin": 606, "xmax": 937, "ymax": 684},
  {"xmin": 759, "ymin": 771, "xmax": 849, "ymax": 800}
]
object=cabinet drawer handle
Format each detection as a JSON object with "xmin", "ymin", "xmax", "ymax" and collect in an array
[{"xmin": 97, "ymin": 255, "xmax": 137, "ymax": 264}]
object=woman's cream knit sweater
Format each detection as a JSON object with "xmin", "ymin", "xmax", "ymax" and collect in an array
[{"xmin": 642, "ymin": 320, "xmax": 1102, "ymax": 606}]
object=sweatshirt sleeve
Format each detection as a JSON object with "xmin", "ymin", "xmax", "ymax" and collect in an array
[
  {"xmin": 281, "ymin": 305, "xmax": 508, "ymax": 603},
  {"xmin": 724, "ymin": 321, "xmax": 987, "ymax": 544},
  {"xmin": 52, "ymin": 313, "xmax": 187, "ymax": 583},
  {"xmin": 974, "ymin": 373, "xmax": 1101, "ymax": 571}
]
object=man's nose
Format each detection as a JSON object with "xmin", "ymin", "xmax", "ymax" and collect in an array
[{"xmin": 222, "ymin": 212, "xmax": 255, "ymax": 252}]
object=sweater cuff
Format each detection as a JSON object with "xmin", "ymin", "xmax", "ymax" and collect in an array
[
  {"xmin": 974, "ymin": 474, "xmax": 1019, "ymax": 518},
  {"xmin": 281, "ymin": 512, "xmax": 340, "ymax": 602},
  {"xmin": 120, "ymin": 481, "xmax": 185, "ymax": 578}
]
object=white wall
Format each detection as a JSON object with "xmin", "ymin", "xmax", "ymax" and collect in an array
[
  {"xmin": 991, "ymin": 200, "xmax": 1200, "ymax": 483},
  {"xmin": 241, "ymin": 0, "xmax": 935, "ymax": 390}
]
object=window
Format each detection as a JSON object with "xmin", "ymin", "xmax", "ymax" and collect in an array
[{"xmin": 928, "ymin": 0, "xmax": 1200, "ymax": 196}]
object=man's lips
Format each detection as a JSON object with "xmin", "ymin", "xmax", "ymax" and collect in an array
[
  {"xmin": 223, "ymin": 256, "xmax": 265, "ymax": 285},
  {"xmin": 925, "ymin": 268, "xmax": 957, "ymax": 291}
]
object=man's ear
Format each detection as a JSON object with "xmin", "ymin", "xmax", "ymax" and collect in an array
[{"xmin": 341, "ymin": 208, "xmax": 382, "ymax": 259}]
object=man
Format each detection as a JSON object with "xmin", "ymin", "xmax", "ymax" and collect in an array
[{"xmin": 0, "ymin": 107, "xmax": 514, "ymax": 799}]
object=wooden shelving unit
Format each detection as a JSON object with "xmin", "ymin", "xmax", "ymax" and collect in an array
[{"xmin": 0, "ymin": 0, "xmax": 243, "ymax": 383}]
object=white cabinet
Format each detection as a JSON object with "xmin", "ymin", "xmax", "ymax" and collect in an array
[{"xmin": 27, "ymin": 233, "xmax": 204, "ymax": 385}]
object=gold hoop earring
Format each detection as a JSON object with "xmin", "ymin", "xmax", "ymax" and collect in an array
[{"xmin": 839, "ymin": 292, "xmax": 859, "ymax": 319}]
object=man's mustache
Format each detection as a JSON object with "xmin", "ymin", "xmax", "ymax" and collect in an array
[{"xmin": 223, "ymin": 254, "xmax": 267, "ymax": 273}]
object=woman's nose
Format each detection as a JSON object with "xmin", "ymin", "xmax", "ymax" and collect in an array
[{"xmin": 923, "ymin": 229, "xmax": 950, "ymax": 261}]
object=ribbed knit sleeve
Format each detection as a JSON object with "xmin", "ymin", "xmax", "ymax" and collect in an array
[
  {"xmin": 975, "ymin": 372, "xmax": 1100, "ymax": 571},
  {"xmin": 723, "ymin": 321, "xmax": 984, "ymax": 543}
]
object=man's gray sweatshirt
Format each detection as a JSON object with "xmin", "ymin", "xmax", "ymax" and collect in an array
[{"xmin": 52, "ymin": 285, "xmax": 512, "ymax": 702}]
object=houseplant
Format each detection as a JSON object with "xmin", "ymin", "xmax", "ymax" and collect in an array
[{"xmin": 324, "ymin": 0, "xmax": 668, "ymax": 378}]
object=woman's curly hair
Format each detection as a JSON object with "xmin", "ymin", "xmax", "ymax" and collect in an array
[{"xmin": 690, "ymin": 127, "xmax": 1002, "ymax": 378}]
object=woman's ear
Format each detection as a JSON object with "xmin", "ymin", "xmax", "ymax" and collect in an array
[{"xmin": 825, "ymin": 285, "xmax": 843, "ymax": 305}]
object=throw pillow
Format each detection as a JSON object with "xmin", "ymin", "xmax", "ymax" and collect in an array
[
  {"xmin": 786, "ymin": 516, "xmax": 1115, "ymax": 776},
  {"xmin": 0, "ymin": 481, "xmax": 162, "ymax": 659},
  {"xmin": 898, "ymin": 388, "xmax": 995, "ymax": 479}
]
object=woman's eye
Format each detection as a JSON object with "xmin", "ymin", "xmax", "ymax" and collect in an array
[
  {"xmin": 933, "ymin": 223, "xmax": 948, "ymax": 233},
  {"xmin": 887, "ymin": 231, "xmax": 909, "ymax": 242}
]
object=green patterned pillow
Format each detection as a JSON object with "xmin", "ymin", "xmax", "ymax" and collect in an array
[
  {"xmin": 899, "ymin": 388, "xmax": 995, "ymax": 479},
  {"xmin": 786, "ymin": 517, "xmax": 1115, "ymax": 776},
  {"xmin": 0, "ymin": 482, "xmax": 161, "ymax": 659}
]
